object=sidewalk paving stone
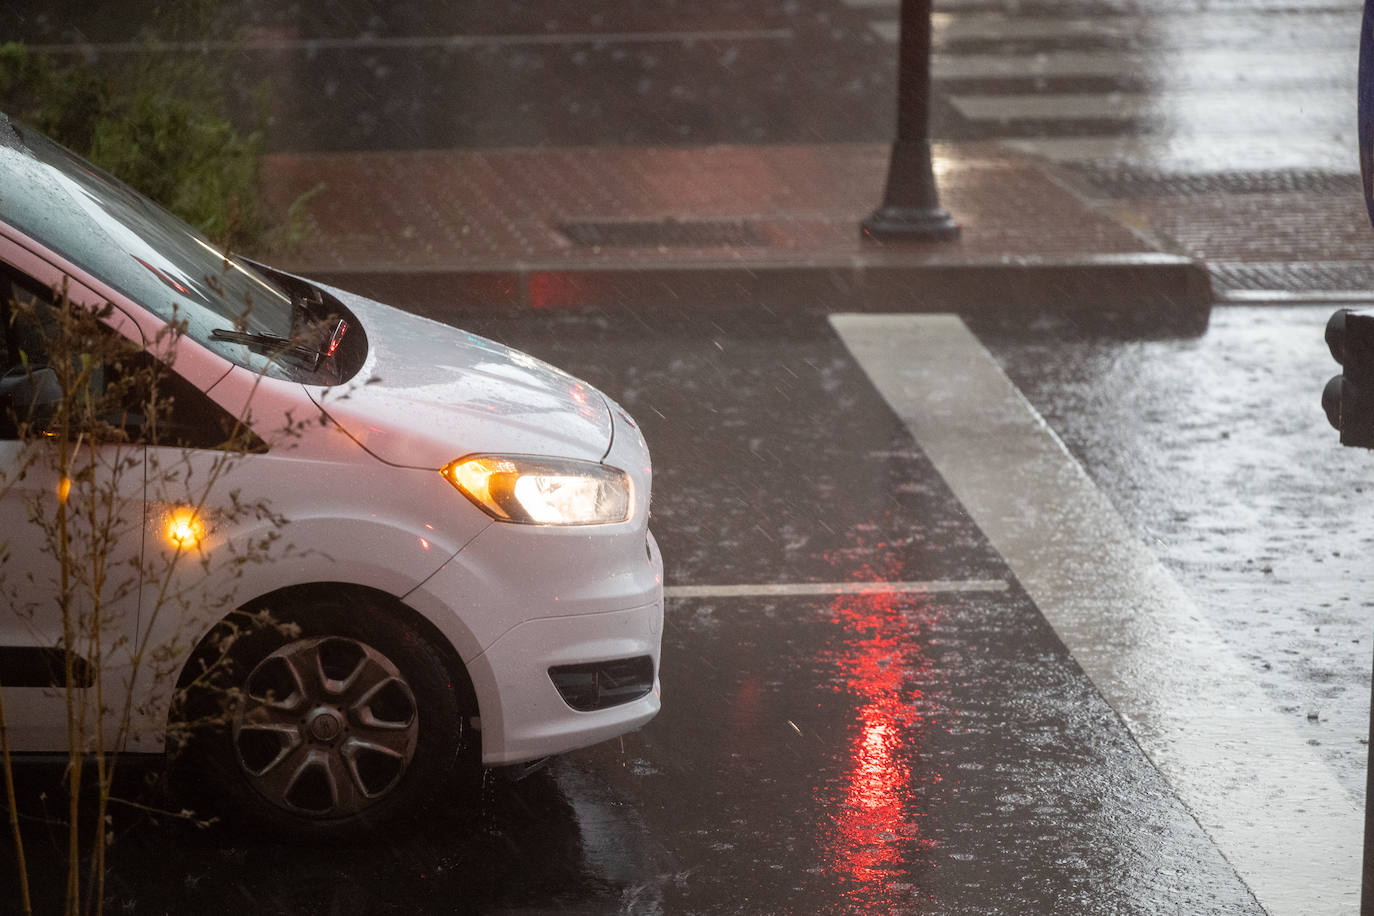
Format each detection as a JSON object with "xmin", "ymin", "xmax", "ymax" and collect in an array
[
  {"xmin": 260, "ymin": 142, "xmax": 1153, "ymax": 269},
  {"xmin": 252, "ymin": 141, "xmax": 1278, "ymax": 320}
]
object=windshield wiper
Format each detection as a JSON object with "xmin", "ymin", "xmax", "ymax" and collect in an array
[{"xmin": 210, "ymin": 328, "xmax": 323, "ymax": 371}]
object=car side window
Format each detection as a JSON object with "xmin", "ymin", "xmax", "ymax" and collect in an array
[
  {"xmin": 1, "ymin": 267, "xmax": 70, "ymax": 440},
  {"xmin": 2, "ymin": 271, "xmax": 58, "ymax": 372},
  {"xmin": 0, "ymin": 265, "xmax": 264, "ymax": 451}
]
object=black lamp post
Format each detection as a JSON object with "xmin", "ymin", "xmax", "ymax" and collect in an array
[{"xmin": 862, "ymin": 0, "xmax": 959, "ymax": 242}]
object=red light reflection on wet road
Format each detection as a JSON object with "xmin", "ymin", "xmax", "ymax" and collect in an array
[
  {"xmin": 823, "ymin": 583, "xmax": 934, "ymax": 907},
  {"xmin": 839, "ymin": 706, "xmax": 908, "ymax": 882}
]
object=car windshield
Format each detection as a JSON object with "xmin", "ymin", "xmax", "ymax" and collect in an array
[{"xmin": 0, "ymin": 117, "xmax": 298, "ymax": 377}]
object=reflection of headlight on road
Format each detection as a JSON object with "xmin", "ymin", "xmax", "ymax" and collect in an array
[
  {"xmin": 440, "ymin": 455, "xmax": 631, "ymax": 526},
  {"xmin": 165, "ymin": 507, "xmax": 206, "ymax": 547}
]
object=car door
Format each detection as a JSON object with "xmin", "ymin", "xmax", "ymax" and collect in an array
[{"xmin": 0, "ymin": 260, "xmax": 150, "ymax": 753}]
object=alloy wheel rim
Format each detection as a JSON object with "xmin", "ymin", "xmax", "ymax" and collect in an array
[{"xmin": 232, "ymin": 635, "xmax": 419, "ymax": 817}]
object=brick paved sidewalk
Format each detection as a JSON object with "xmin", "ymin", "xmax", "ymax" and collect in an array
[
  {"xmin": 255, "ymin": 141, "xmax": 1373, "ymax": 318},
  {"xmin": 259, "ymin": 142, "xmax": 1152, "ymax": 270}
]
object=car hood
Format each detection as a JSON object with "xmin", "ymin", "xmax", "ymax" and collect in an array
[{"xmin": 306, "ymin": 288, "xmax": 613, "ymax": 468}]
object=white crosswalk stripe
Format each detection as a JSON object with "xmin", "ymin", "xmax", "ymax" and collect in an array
[
  {"xmin": 948, "ymin": 88, "xmax": 1350, "ymax": 129},
  {"xmin": 928, "ymin": 11, "xmax": 1352, "ymax": 43},
  {"xmin": 852, "ymin": 0, "xmax": 1362, "ymax": 169},
  {"xmin": 932, "ymin": 48, "xmax": 1355, "ymax": 84}
]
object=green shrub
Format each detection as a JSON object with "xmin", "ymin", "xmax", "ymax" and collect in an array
[{"xmin": 0, "ymin": 41, "xmax": 264, "ymax": 249}]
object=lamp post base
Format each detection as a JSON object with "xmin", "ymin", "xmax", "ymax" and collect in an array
[{"xmin": 861, "ymin": 205, "xmax": 961, "ymax": 243}]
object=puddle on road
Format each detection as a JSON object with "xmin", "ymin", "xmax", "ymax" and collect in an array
[{"xmin": 568, "ymin": 587, "xmax": 1258, "ymax": 914}]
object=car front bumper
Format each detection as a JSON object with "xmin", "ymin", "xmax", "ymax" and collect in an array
[
  {"xmin": 466, "ymin": 592, "xmax": 663, "ymax": 765},
  {"xmin": 412, "ymin": 520, "xmax": 665, "ymax": 765}
]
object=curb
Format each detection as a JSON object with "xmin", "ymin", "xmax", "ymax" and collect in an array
[{"xmin": 297, "ymin": 253, "xmax": 1213, "ymax": 328}]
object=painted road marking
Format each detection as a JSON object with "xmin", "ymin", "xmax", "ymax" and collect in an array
[
  {"xmin": 1002, "ymin": 134, "xmax": 1356, "ymax": 172},
  {"xmin": 831, "ymin": 313, "xmax": 1361, "ymax": 916},
  {"xmin": 932, "ymin": 48, "xmax": 1355, "ymax": 83},
  {"xmin": 665, "ymin": 580, "xmax": 1008, "ymax": 599},
  {"xmin": 948, "ymin": 89, "xmax": 1348, "ymax": 131},
  {"xmin": 927, "ymin": 13, "xmax": 1350, "ymax": 45}
]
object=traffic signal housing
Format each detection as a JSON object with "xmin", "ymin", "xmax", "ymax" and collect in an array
[{"xmin": 1323, "ymin": 307, "xmax": 1374, "ymax": 448}]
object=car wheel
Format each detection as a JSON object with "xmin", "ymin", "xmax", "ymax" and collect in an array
[{"xmin": 182, "ymin": 590, "xmax": 470, "ymax": 839}]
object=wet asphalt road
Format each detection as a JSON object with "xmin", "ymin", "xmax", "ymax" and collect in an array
[{"xmin": 9, "ymin": 303, "xmax": 1366, "ymax": 914}]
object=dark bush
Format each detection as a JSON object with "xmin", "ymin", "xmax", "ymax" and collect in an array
[{"xmin": 0, "ymin": 41, "xmax": 264, "ymax": 248}]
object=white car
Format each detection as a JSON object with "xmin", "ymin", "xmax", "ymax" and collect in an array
[{"xmin": 0, "ymin": 114, "xmax": 663, "ymax": 837}]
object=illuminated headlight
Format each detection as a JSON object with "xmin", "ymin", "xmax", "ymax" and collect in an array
[{"xmin": 440, "ymin": 455, "xmax": 631, "ymax": 525}]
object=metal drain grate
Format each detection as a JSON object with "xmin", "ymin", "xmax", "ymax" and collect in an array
[
  {"xmin": 1210, "ymin": 261, "xmax": 1374, "ymax": 293},
  {"xmin": 557, "ymin": 219, "xmax": 764, "ymax": 247},
  {"xmin": 1067, "ymin": 168, "xmax": 1360, "ymax": 199}
]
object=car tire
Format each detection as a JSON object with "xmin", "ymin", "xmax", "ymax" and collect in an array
[{"xmin": 179, "ymin": 588, "xmax": 471, "ymax": 841}]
